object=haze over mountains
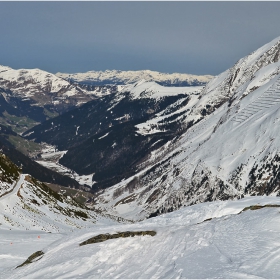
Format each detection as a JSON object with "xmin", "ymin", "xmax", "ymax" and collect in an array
[{"xmin": 2, "ymin": 36, "xmax": 280, "ymax": 278}]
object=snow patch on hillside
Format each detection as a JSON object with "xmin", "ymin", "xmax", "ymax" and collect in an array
[{"xmin": 36, "ymin": 144, "xmax": 94, "ymax": 186}]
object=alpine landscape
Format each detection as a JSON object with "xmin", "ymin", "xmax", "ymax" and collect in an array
[{"xmin": 2, "ymin": 1, "xmax": 280, "ymax": 279}]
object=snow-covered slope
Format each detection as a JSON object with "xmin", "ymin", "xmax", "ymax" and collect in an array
[
  {"xmin": 0, "ymin": 65, "xmax": 100, "ymax": 133},
  {"xmin": 0, "ymin": 157, "xmax": 121, "ymax": 276},
  {"xmin": 3, "ymin": 196, "xmax": 280, "ymax": 278},
  {"xmin": 0, "ymin": 172, "xmax": 118, "ymax": 233},
  {"xmin": 0, "ymin": 65, "xmax": 96, "ymax": 102},
  {"xmin": 93, "ymin": 36, "xmax": 280, "ymax": 220},
  {"xmin": 57, "ymin": 69, "xmax": 213, "ymax": 87}
]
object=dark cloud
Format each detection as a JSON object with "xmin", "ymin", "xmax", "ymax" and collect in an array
[{"xmin": 1, "ymin": 2, "xmax": 280, "ymax": 75}]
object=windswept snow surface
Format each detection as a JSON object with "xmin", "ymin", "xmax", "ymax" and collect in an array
[
  {"xmin": 0, "ymin": 229, "xmax": 63, "ymax": 274},
  {"xmin": 2, "ymin": 197, "xmax": 280, "ymax": 278}
]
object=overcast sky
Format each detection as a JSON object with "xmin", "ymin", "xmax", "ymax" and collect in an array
[{"xmin": 1, "ymin": 2, "xmax": 280, "ymax": 75}]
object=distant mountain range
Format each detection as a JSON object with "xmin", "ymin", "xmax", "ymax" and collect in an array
[
  {"xmin": 91, "ymin": 36, "xmax": 280, "ymax": 220},
  {"xmin": 57, "ymin": 69, "xmax": 213, "ymax": 87}
]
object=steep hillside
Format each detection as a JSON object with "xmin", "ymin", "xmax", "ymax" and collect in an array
[
  {"xmin": 0, "ymin": 124, "xmax": 41, "ymax": 158},
  {"xmin": 0, "ymin": 153, "xmax": 21, "ymax": 197},
  {"xmin": 0, "ymin": 125, "xmax": 79, "ymax": 188},
  {"xmin": 0, "ymin": 152, "xmax": 120, "ymax": 233},
  {"xmin": 93, "ymin": 36, "xmax": 280, "ymax": 220},
  {"xmin": 57, "ymin": 69, "xmax": 213, "ymax": 87},
  {"xmin": 0, "ymin": 143, "xmax": 80, "ymax": 189}
]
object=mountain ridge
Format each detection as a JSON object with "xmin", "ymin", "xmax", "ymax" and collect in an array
[{"xmin": 57, "ymin": 69, "xmax": 213, "ymax": 87}]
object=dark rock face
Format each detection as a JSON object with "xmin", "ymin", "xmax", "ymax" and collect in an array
[
  {"xmin": 16, "ymin": 251, "xmax": 44, "ymax": 268},
  {"xmin": 79, "ymin": 231, "xmax": 156, "ymax": 246}
]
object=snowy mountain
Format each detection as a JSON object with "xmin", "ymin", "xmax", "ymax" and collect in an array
[
  {"xmin": 0, "ymin": 65, "xmax": 82, "ymax": 98},
  {"xmin": 91, "ymin": 36, "xmax": 280, "ymax": 220},
  {"xmin": 57, "ymin": 69, "xmax": 213, "ymax": 87},
  {"xmin": 4, "ymin": 36, "xmax": 280, "ymax": 279},
  {"xmin": 0, "ymin": 65, "xmax": 100, "ymax": 133},
  {"xmin": 2, "ymin": 196, "xmax": 280, "ymax": 278}
]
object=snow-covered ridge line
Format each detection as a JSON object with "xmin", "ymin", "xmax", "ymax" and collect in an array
[
  {"xmin": 0, "ymin": 65, "xmax": 82, "ymax": 95},
  {"xmin": 0, "ymin": 64, "xmax": 105, "ymax": 132},
  {"xmin": 119, "ymin": 80, "xmax": 203, "ymax": 100},
  {"xmin": 57, "ymin": 69, "xmax": 214, "ymax": 86}
]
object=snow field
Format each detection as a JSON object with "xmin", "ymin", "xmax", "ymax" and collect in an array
[
  {"xmin": 0, "ymin": 230, "xmax": 63, "ymax": 274},
  {"xmin": 3, "ymin": 196, "xmax": 280, "ymax": 278},
  {"xmin": 120, "ymin": 80, "xmax": 203, "ymax": 100}
]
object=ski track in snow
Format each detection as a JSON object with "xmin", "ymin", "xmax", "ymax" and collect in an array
[{"xmin": 1, "ymin": 197, "xmax": 280, "ymax": 278}]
